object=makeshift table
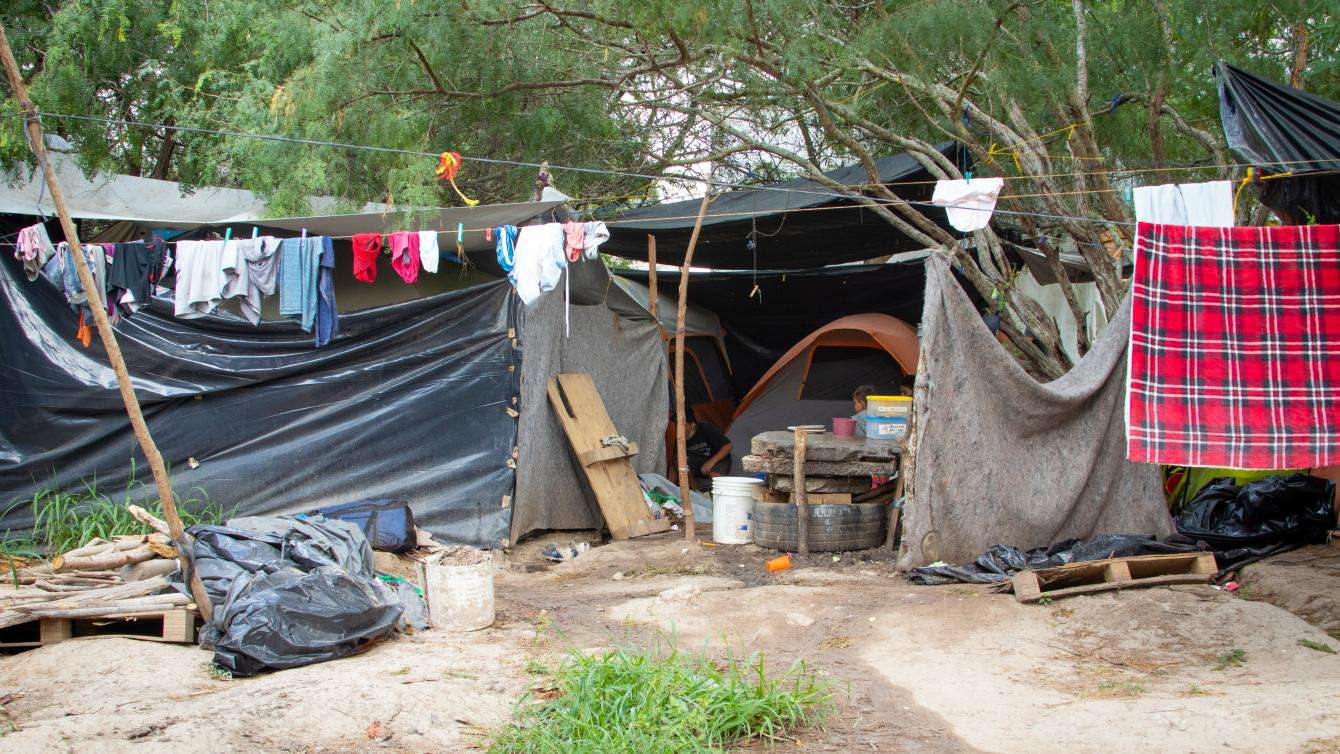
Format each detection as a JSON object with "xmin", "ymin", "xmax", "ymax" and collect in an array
[{"xmin": 741, "ymin": 431, "xmax": 901, "ymax": 553}]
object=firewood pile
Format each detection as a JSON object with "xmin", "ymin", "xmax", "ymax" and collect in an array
[{"xmin": 0, "ymin": 505, "xmax": 192, "ymax": 629}]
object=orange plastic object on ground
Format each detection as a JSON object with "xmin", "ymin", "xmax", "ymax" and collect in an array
[{"xmin": 766, "ymin": 554, "xmax": 791, "ymax": 572}]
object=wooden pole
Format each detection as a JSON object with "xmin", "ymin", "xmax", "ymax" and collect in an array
[
  {"xmin": 675, "ymin": 187, "xmax": 714, "ymax": 543},
  {"xmin": 0, "ymin": 25, "xmax": 213, "ymax": 622},
  {"xmin": 793, "ymin": 427, "xmax": 809, "ymax": 556},
  {"xmin": 647, "ymin": 235, "xmax": 659, "ymax": 321}
]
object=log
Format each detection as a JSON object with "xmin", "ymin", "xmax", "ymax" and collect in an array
[
  {"xmin": 147, "ymin": 540, "xmax": 179, "ymax": 559},
  {"xmin": 794, "ymin": 427, "xmax": 809, "ymax": 557},
  {"xmin": 742, "ymin": 455, "xmax": 899, "ymax": 477},
  {"xmin": 120, "ymin": 559, "xmax": 179, "ymax": 582},
  {"xmin": 34, "ymin": 581, "xmax": 100, "ymax": 592},
  {"xmin": 26, "ymin": 595, "xmax": 191, "ymax": 619},
  {"xmin": 128, "ymin": 505, "xmax": 172, "ymax": 537},
  {"xmin": 53, "ymin": 544, "xmax": 155, "ymax": 573},
  {"xmin": 675, "ymin": 187, "xmax": 715, "ymax": 543},
  {"xmin": 0, "ymin": 29, "xmax": 213, "ymax": 622},
  {"xmin": 752, "ymin": 431, "xmax": 900, "ymax": 462},
  {"xmin": 55, "ymin": 538, "xmax": 113, "ymax": 560},
  {"xmin": 769, "ymin": 475, "xmax": 872, "ymax": 494}
]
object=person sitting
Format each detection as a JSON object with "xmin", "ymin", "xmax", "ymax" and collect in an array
[
  {"xmin": 681, "ymin": 415, "xmax": 732, "ymax": 490},
  {"xmin": 851, "ymin": 384, "xmax": 876, "ymax": 438}
]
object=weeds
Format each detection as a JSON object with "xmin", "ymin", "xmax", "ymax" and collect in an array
[
  {"xmin": 1299, "ymin": 639, "xmax": 1337, "ymax": 654},
  {"xmin": 1213, "ymin": 648, "xmax": 1247, "ymax": 671},
  {"xmin": 205, "ymin": 663, "xmax": 233, "ymax": 681},
  {"xmin": 1091, "ymin": 680, "xmax": 1146, "ymax": 698},
  {"xmin": 1183, "ymin": 684, "xmax": 1209, "ymax": 696},
  {"xmin": 489, "ymin": 644, "xmax": 832, "ymax": 754},
  {"xmin": 4, "ymin": 471, "xmax": 228, "ymax": 554}
]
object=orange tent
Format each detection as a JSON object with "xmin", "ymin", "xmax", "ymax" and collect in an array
[
  {"xmin": 731, "ymin": 314, "xmax": 919, "ymax": 421},
  {"xmin": 723, "ymin": 314, "xmax": 918, "ymax": 471}
]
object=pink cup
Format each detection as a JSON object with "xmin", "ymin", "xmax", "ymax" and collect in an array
[{"xmin": 832, "ymin": 417, "xmax": 856, "ymax": 437}]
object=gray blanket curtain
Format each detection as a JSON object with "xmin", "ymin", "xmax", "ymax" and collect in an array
[{"xmin": 898, "ymin": 256, "xmax": 1172, "ymax": 569}]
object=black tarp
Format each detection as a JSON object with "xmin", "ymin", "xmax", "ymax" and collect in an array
[
  {"xmin": 619, "ymin": 260, "xmax": 931, "ymax": 395},
  {"xmin": 0, "ymin": 251, "xmax": 520, "ymax": 548},
  {"xmin": 1216, "ymin": 62, "xmax": 1340, "ymax": 223},
  {"xmin": 602, "ymin": 145, "xmax": 963, "ymax": 268}
]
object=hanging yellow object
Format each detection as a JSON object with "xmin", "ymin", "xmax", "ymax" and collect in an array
[{"xmin": 434, "ymin": 151, "xmax": 479, "ymax": 206}]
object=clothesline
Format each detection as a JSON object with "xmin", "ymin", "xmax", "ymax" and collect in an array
[
  {"xmin": 15, "ymin": 110, "xmax": 1340, "ymax": 206},
  {"xmin": 0, "ymin": 192, "xmax": 1136, "ymax": 256}
]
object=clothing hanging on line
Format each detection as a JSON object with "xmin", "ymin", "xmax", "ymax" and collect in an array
[
  {"xmin": 495, "ymin": 225, "xmax": 518, "ymax": 272},
  {"xmin": 315, "ymin": 236, "xmax": 338, "ymax": 347},
  {"xmin": 1127, "ymin": 221, "xmax": 1340, "ymax": 469},
  {"xmin": 15, "ymin": 223, "xmax": 55, "ymax": 281},
  {"xmin": 238, "ymin": 237, "xmax": 282, "ymax": 326},
  {"xmin": 931, "ymin": 177, "xmax": 1005, "ymax": 232},
  {"xmin": 511, "ymin": 223, "xmax": 565, "ymax": 305},
  {"xmin": 1132, "ymin": 181, "xmax": 1234, "ymax": 227},
  {"xmin": 387, "ymin": 231, "xmax": 421, "ymax": 284},
  {"xmin": 352, "ymin": 233, "xmax": 382, "ymax": 283},
  {"xmin": 418, "ymin": 230, "xmax": 440, "ymax": 274},
  {"xmin": 563, "ymin": 222, "xmax": 585, "ymax": 262},
  {"xmin": 174, "ymin": 240, "xmax": 229, "ymax": 319},
  {"xmin": 582, "ymin": 221, "xmax": 609, "ymax": 260}
]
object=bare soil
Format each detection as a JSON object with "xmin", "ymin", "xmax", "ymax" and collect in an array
[{"xmin": 3, "ymin": 532, "xmax": 1339, "ymax": 753}]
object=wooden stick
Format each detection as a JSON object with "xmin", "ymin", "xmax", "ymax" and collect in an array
[
  {"xmin": 647, "ymin": 235, "xmax": 659, "ymax": 321},
  {"xmin": 0, "ymin": 25, "xmax": 212, "ymax": 622},
  {"xmin": 127, "ymin": 505, "xmax": 172, "ymax": 537},
  {"xmin": 793, "ymin": 427, "xmax": 809, "ymax": 556},
  {"xmin": 121, "ymin": 559, "xmax": 179, "ymax": 582},
  {"xmin": 675, "ymin": 187, "xmax": 715, "ymax": 543},
  {"xmin": 54, "ymin": 544, "xmax": 155, "ymax": 573}
]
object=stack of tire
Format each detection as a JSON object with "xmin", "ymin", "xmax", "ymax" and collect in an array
[{"xmin": 751, "ymin": 501, "xmax": 886, "ymax": 552}]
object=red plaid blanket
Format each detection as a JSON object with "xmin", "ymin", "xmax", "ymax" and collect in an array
[{"xmin": 1128, "ymin": 221, "xmax": 1340, "ymax": 469}]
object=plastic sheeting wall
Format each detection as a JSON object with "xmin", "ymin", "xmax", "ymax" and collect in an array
[
  {"xmin": 511, "ymin": 272, "xmax": 668, "ymax": 542},
  {"xmin": 0, "ymin": 253, "xmax": 520, "ymax": 547}
]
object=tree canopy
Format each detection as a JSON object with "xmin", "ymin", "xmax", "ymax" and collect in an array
[{"xmin": 2, "ymin": 0, "xmax": 1334, "ymax": 374}]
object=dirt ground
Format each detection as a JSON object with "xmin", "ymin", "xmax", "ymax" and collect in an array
[{"xmin": 3, "ymin": 533, "xmax": 1340, "ymax": 753}]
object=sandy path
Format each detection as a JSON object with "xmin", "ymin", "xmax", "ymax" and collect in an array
[{"xmin": 3, "ymin": 534, "xmax": 1338, "ymax": 752}]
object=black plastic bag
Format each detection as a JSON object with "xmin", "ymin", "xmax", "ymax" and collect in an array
[
  {"xmin": 907, "ymin": 534, "xmax": 1204, "ymax": 585},
  {"xmin": 312, "ymin": 499, "xmax": 417, "ymax": 553},
  {"xmin": 189, "ymin": 515, "xmax": 402, "ymax": 676},
  {"xmin": 1175, "ymin": 473, "xmax": 1335, "ymax": 548}
]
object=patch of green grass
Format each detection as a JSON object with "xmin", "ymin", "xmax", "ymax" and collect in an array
[
  {"xmin": 1299, "ymin": 639, "xmax": 1337, "ymax": 654},
  {"xmin": 1213, "ymin": 648, "xmax": 1247, "ymax": 671},
  {"xmin": 4, "ymin": 470, "xmax": 228, "ymax": 554},
  {"xmin": 489, "ymin": 645, "xmax": 832, "ymax": 754},
  {"xmin": 1091, "ymin": 680, "xmax": 1146, "ymax": 698},
  {"xmin": 1183, "ymin": 684, "xmax": 1209, "ymax": 696},
  {"xmin": 205, "ymin": 663, "xmax": 233, "ymax": 681},
  {"xmin": 524, "ymin": 658, "xmax": 552, "ymax": 676}
]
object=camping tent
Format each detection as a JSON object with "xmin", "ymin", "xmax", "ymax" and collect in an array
[
  {"xmin": 725, "ymin": 314, "xmax": 919, "ymax": 472},
  {"xmin": 0, "ymin": 174, "xmax": 663, "ymax": 548}
]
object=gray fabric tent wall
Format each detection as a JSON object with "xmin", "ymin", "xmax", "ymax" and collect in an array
[
  {"xmin": 511, "ymin": 270, "xmax": 668, "ymax": 541},
  {"xmin": 898, "ymin": 257, "xmax": 1171, "ymax": 569}
]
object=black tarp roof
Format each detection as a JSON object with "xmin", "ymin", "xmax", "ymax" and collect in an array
[
  {"xmin": 618, "ymin": 258, "xmax": 935, "ymax": 394},
  {"xmin": 602, "ymin": 143, "xmax": 964, "ymax": 269},
  {"xmin": 1216, "ymin": 62, "xmax": 1340, "ymax": 223}
]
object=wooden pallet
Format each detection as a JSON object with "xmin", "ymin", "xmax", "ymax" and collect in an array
[
  {"xmin": 547, "ymin": 373, "xmax": 672, "ymax": 540},
  {"xmin": 0, "ymin": 608, "xmax": 197, "ymax": 650},
  {"xmin": 1012, "ymin": 553, "xmax": 1217, "ymax": 603}
]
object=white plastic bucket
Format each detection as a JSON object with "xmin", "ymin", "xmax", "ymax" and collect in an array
[
  {"xmin": 422, "ymin": 559, "xmax": 495, "ymax": 632},
  {"xmin": 712, "ymin": 476, "xmax": 761, "ymax": 544}
]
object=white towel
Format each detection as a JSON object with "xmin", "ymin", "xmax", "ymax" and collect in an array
[
  {"xmin": 931, "ymin": 177, "xmax": 1005, "ymax": 232},
  {"xmin": 1132, "ymin": 181, "xmax": 1235, "ymax": 227},
  {"xmin": 418, "ymin": 230, "xmax": 440, "ymax": 273}
]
